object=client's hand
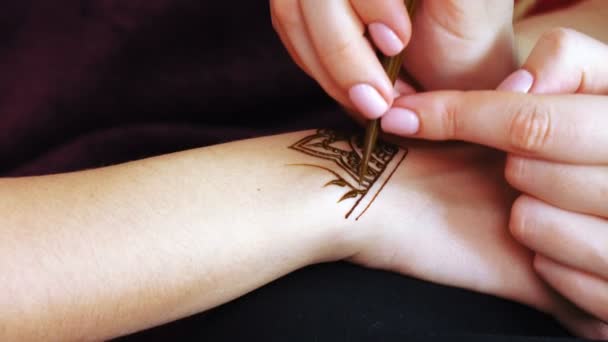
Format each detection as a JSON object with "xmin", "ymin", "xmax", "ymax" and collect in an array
[
  {"xmin": 344, "ymin": 141, "xmax": 605, "ymax": 339},
  {"xmin": 376, "ymin": 28, "xmax": 608, "ymax": 339},
  {"xmin": 270, "ymin": 0, "xmax": 515, "ymax": 120}
]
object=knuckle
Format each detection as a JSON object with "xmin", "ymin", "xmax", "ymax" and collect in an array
[
  {"xmin": 528, "ymin": 27, "xmax": 590, "ymax": 93},
  {"xmin": 270, "ymin": 0, "xmax": 301, "ymax": 29},
  {"xmin": 319, "ymin": 37, "xmax": 359, "ymax": 65},
  {"xmin": 508, "ymin": 102, "xmax": 553, "ymax": 154},
  {"xmin": 270, "ymin": 14, "xmax": 280, "ymax": 32},
  {"xmin": 438, "ymin": 97, "xmax": 461, "ymax": 139},
  {"xmin": 585, "ymin": 316, "xmax": 608, "ymax": 340},
  {"xmin": 595, "ymin": 328, "xmax": 608, "ymax": 342},
  {"xmin": 589, "ymin": 231, "xmax": 608, "ymax": 273},
  {"xmin": 270, "ymin": 8, "xmax": 280, "ymax": 31},
  {"xmin": 441, "ymin": 104, "xmax": 459, "ymax": 139},
  {"xmin": 509, "ymin": 196, "xmax": 533, "ymax": 242},
  {"xmin": 597, "ymin": 247, "xmax": 608, "ymax": 276},
  {"xmin": 597, "ymin": 181, "xmax": 608, "ymax": 205},
  {"xmin": 537, "ymin": 27, "xmax": 578, "ymax": 61},
  {"xmin": 599, "ymin": 189, "xmax": 608, "ymax": 217},
  {"xmin": 504, "ymin": 155, "xmax": 526, "ymax": 188}
]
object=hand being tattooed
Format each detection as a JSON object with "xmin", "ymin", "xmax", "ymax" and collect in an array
[
  {"xmin": 286, "ymin": 128, "xmax": 606, "ymax": 339},
  {"xmin": 380, "ymin": 28, "xmax": 608, "ymax": 338}
]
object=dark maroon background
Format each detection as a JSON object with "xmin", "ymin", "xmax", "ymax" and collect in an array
[
  {"xmin": 0, "ymin": 0, "xmax": 351, "ymax": 177},
  {"xmin": 0, "ymin": 0, "xmax": 579, "ymax": 177}
]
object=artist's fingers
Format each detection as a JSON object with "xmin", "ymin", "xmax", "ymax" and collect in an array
[
  {"xmin": 270, "ymin": 0, "xmax": 350, "ymax": 108},
  {"xmin": 350, "ymin": 0, "xmax": 412, "ymax": 57},
  {"xmin": 270, "ymin": 4, "xmax": 311, "ymax": 76},
  {"xmin": 382, "ymin": 91, "xmax": 608, "ymax": 164},
  {"xmin": 300, "ymin": 0, "xmax": 397, "ymax": 119},
  {"xmin": 394, "ymin": 78, "xmax": 417, "ymax": 97},
  {"xmin": 535, "ymin": 254, "xmax": 608, "ymax": 328},
  {"xmin": 510, "ymin": 196, "xmax": 608, "ymax": 280},
  {"xmin": 498, "ymin": 28, "xmax": 608, "ymax": 95},
  {"xmin": 506, "ymin": 156, "xmax": 608, "ymax": 217},
  {"xmin": 383, "ymin": 29, "xmax": 608, "ymax": 156},
  {"xmin": 510, "ymin": 196, "xmax": 608, "ymax": 338}
]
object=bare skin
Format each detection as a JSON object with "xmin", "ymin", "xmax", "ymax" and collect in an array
[{"xmin": 1, "ymin": 129, "xmax": 602, "ymax": 341}]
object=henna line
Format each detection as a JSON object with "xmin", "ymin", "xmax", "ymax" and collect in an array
[
  {"xmin": 355, "ymin": 150, "xmax": 408, "ymax": 221},
  {"xmin": 288, "ymin": 129, "xmax": 406, "ymax": 220},
  {"xmin": 289, "ymin": 146, "xmax": 360, "ymax": 184},
  {"xmin": 287, "ymin": 163, "xmax": 368, "ymax": 218},
  {"xmin": 345, "ymin": 192, "xmax": 366, "ymax": 219}
]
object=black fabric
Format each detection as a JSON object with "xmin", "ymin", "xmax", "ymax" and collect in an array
[{"xmin": 116, "ymin": 263, "xmax": 577, "ymax": 341}]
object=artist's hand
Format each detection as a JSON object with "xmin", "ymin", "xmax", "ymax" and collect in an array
[
  {"xmin": 379, "ymin": 28, "xmax": 608, "ymax": 337},
  {"xmin": 270, "ymin": 0, "xmax": 515, "ymax": 120}
]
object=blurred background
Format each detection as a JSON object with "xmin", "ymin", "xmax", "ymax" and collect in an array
[{"xmin": 0, "ymin": 0, "xmax": 347, "ymax": 177}]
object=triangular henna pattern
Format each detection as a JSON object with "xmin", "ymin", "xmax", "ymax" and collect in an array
[{"xmin": 288, "ymin": 129, "xmax": 408, "ymax": 220}]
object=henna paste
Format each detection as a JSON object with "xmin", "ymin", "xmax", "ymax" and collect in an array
[{"xmin": 288, "ymin": 129, "xmax": 407, "ymax": 220}]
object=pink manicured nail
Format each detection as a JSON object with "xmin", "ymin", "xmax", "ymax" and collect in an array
[
  {"xmin": 381, "ymin": 107, "xmax": 420, "ymax": 135},
  {"xmin": 368, "ymin": 23, "xmax": 404, "ymax": 56},
  {"xmin": 349, "ymin": 84, "xmax": 389, "ymax": 119},
  {"xmin": 497, "ymin": 69, "xmax": 534, "ymax": 93}
]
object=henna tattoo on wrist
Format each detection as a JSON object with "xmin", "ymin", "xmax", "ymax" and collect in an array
[{"xmin": 288, "ymin": 129, "xmax": 408, "ymax": 220}]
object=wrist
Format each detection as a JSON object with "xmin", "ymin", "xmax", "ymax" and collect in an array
[
  {"xmin": 282, "ymin": 159, "xmax": 369, "ymax": 265},
  {"xmin": 201, "ymin": 130, "xmax": 367, "ymax": 268},
  {"xmin": 274, "ymin": 129, "xmax": 408, "ymax": 265}
]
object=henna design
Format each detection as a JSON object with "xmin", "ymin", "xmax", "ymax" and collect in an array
[{"xmin": 288, "ymin": 129, "xmax": 408, "ymax": 220}]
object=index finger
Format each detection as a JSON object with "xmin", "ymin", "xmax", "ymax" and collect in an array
[
  {"xmin": 300, "ymin": 0, "xmax": 409, "ymax": 119},
  {"xmin": 383, "ymin": 91, "xmax": 608, "ymax": 164}
]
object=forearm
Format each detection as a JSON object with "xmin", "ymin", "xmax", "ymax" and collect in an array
[
  {"xmin": 0, "ymin": 128, "xmax": 577, "ymax": 340},
  {"xmin": 515, "ymin": 0, "xmax": 608, "ymax": 63},
  {"xmin": 0, "ymin": 131, "xmax": 359, "ymax": 341}
]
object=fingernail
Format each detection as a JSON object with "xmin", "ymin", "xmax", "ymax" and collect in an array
[
  {"xmin": 368, "ymin": 23, "xmax": 404, "ymax": 56},
  {"xmin": 497, "ymin": 69, "xmax": 534, "ymax": 93},
  {"xmin": 381, "ymin": 107, "xmax": 420, "ymax": 135},
  {"xmin": 349, "ymin": 84, "xmax": 389, "ymax": 119}
]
